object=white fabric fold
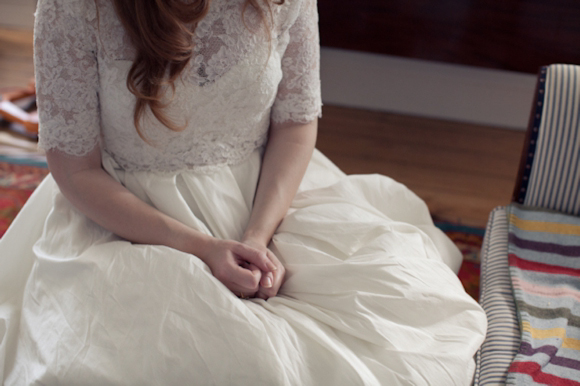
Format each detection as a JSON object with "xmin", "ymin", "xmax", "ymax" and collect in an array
[{"xmin": 1, "ymin": 150, "xmax": 486, "ymax": 385}]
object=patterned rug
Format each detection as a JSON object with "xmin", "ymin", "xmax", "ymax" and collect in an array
[
  {"xmin": 434, "ymin": 221, "xmax": 484, "ymax": 301},
  {"xmin": 0, "ymin": 162, "xmax": 484, "ymax": 300},
  {"xmin": 0, "ymin": 162, "xmax": 49, "ymax": 237}
]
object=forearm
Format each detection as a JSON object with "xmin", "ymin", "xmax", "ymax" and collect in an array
[
  {"xmin": 47, "ymin": 150, "xmax": 213, "ymax": 258},
  {"xmin": 47, "ymin": 148, "xmax": 277, "ymax": 296},
  {"xmin": 243, "ymin": 119, "xmax": 317, "ymax": 245}
]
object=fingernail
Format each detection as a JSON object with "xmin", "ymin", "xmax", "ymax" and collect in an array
[
  {"xmin": 268, "ymin": 262, "xmax": 277, "ymax": 271},
  {"xmin": 264, "ymin": 277, "xmax": 273, "ymax": 288}
]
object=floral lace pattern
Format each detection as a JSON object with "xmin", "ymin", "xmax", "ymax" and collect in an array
[{"xmin": 35, "ymin": 0, "xmax": 321, "ymax": 172}]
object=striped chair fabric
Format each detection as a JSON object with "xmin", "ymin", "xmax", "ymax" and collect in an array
[
  {"xmin": 476, "ymin": 63, "xmax": 580, "ymax": 384},
  {"xmin": 504, "ymin": 204, "xmax": 580, "ymax": 384},
  {"xmin": 473, "ymin": 207, "xmax": 520, "ymax": 385},
  {"xmin": 515, "ymin": 64, "xmax": 580, "ymax": 215}
]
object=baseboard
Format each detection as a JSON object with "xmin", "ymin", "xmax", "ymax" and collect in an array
[
  {"xmin": 0, "ymin": 2, "xmax": 35, "ymax": 29},
  {"xmin": 320, "ymin": 47, "xmax": 537, "ymax": 130}
]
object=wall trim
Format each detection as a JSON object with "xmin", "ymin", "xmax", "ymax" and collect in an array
[
  {"xmin": 320, "ymin": 47, "xmax": 537, "ymax": 130},
  {"xmin": 0, "ymin": 2, "xmax": 35, "ymax": 29}
]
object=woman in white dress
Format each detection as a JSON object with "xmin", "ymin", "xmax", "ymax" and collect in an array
[{"xmin": 0, "ymin": 0, "xmax": 487, "ymax": 384}]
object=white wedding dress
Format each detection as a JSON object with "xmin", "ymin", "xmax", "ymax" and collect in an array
[{"xmin": 0, "ymin": 0, "xmax": 486, "ymax": 384}]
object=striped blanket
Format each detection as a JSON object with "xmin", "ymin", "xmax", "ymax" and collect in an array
[{"xmin": 507, "ymin": 204, "xmax": 580, "ymax": 385}]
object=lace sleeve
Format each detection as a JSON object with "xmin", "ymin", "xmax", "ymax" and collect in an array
[
  {"xmin": 34, "ymin": 0, "xmax": 101, "ymax": 156},
  {"xmin": 271, "ymin": 0, "xmax": 322, "ymax": 124}
]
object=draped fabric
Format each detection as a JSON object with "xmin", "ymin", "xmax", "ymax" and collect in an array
[
  {"xmin": 0, "ymin": 0, "xmax": 487, "ymax": 383},
  {"xmin": 0, "ymin": 150, "xmax": 486, "ymax": 384}
]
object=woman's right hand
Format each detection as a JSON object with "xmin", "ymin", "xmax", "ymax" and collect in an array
[
  {"xmin": 47, "ymin": 146, "xmax": 276, "ymax": 298},
  {"xmin": 201, "ymin": 238, "xmax": 278, "ymax": 298},
  {"xmin": 240, "ymin": 239, "xmax": 286, "ymax": 300}
]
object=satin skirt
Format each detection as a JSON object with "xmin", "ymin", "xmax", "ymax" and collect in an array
[{"xmin": 0, "ymin": 149, "xmax": 486, "ymax": 385}]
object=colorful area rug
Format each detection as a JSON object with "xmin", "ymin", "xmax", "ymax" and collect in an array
[
  {"xmin": 0, "ymin": 162, "xmax": 49, "ymax": 237},
  {"xmin": 435, "ymin": 222, "xmax": 485, "ymax": 301},
  {"xmin": 0, "ymin": 162, "xmax": 484, "ymax": 300}
]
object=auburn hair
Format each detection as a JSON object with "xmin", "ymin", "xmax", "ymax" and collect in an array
[{"xmin": 110, "ymin": 0, "xmax": 284, "ymax": 140}]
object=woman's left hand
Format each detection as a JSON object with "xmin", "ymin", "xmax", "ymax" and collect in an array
[{"xmin": 241, "ymin": 239, "xmax": 285, "ymax": 300}]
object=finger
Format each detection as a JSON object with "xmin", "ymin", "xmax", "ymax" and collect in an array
[
  {"xmin": 241, "ymin": 267, "xmax": 275, "ymax": 300},
  {"xmin": 254, "ymin": 272, "xmax": 281, "ymax": 300},
  {"xmin": 257, "ymin": 280, "xmax": 278, "ymax": 299},
  {"xmin": 233, "ymin": 243, "xmax": 277, "ymax": 272},
  {"xmin": 260, "ymin": 271, "xmax": 273, "ymax": 289},
  {"xmin": 245, "ymin": 261, "xmax": 273, "ymax": 289},
  {"xmin": 254, "ymin": 289, "xmax": 269, "ymax": 300},
  {"xmin": 231, "ymin": 262, "xmax": 261, "ymax": 290},
  {"xmin": 232, "ymin": 285, "xmax": 257, "ymax": 300},
  {"xmin": 256, "ymin": 284, "xmax": 279, "ymax": 300},
  {"xmin": 261, "ymin": 252, "xmax": 285, "ymax": 297},
  {"xmin": 232, "ymin": 282, "xmax": 258, "ymax": 299}
]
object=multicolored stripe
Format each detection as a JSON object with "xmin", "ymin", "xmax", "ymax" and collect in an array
[
  {"xmin": 509, "ymin": 362, "xmax": 580, "ymax": 386},
  {"xmin": 506, "ymin": 204, "xmax": 580, "ymax": 385}
]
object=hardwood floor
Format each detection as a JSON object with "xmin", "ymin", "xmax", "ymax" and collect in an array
[
  {"xmin": 0, "ymin": 28, "xmax": 34, "ymax": 89},
  {"xmin": 0, "ymin": 27, "xmax": 526, "ymax": 228},
  {"xmin": 317, "ymin": 106, "xmax": 525, "ymax": 227}
]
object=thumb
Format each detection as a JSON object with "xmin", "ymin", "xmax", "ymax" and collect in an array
[{"xmin": 233, "ymin": 243, "xmax": 277, "ymax": 273}]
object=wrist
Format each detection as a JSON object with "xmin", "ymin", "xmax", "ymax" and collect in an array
[
  {"xmin": 241, "ymin": 229, "xmax": 270, "ymax": 247},
  {"xmin": 188, "ymin": 233, "xmax": 216, "ymax": 263},
  {"xmin": 169, "ymin": 224, "xmax": 215, "ymax": 262}
]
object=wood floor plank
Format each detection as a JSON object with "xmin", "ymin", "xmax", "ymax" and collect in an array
[
  {"xmin": 0, "ymin": 28, "xmax": 34, "ymax": 88},
  {"xmin": 318, "ymin": 105, "xmax": 526, "ymax": 227}
]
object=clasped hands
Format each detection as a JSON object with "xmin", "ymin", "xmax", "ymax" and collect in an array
[{"xmin": 203, "ymin": 237, "xmax": 285, "ymax": 300}]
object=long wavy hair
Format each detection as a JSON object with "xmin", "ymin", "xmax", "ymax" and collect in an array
[{"xmin": 110, "ymin": 0, "xmax": 284, "ymax": 140}]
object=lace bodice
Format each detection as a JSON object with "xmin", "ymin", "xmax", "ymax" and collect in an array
[{"xmin": 34, "ymin": 0, "xmax": 321, "ymax": 172}]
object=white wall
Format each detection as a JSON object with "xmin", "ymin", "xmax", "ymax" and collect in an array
[
  {"xmin": 0, "ymin": 0, "xmax": 36, "ymax": 29},
  {"xmin": 0, "ymin": 1, "xmax": 536, "ymax": 130}
]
